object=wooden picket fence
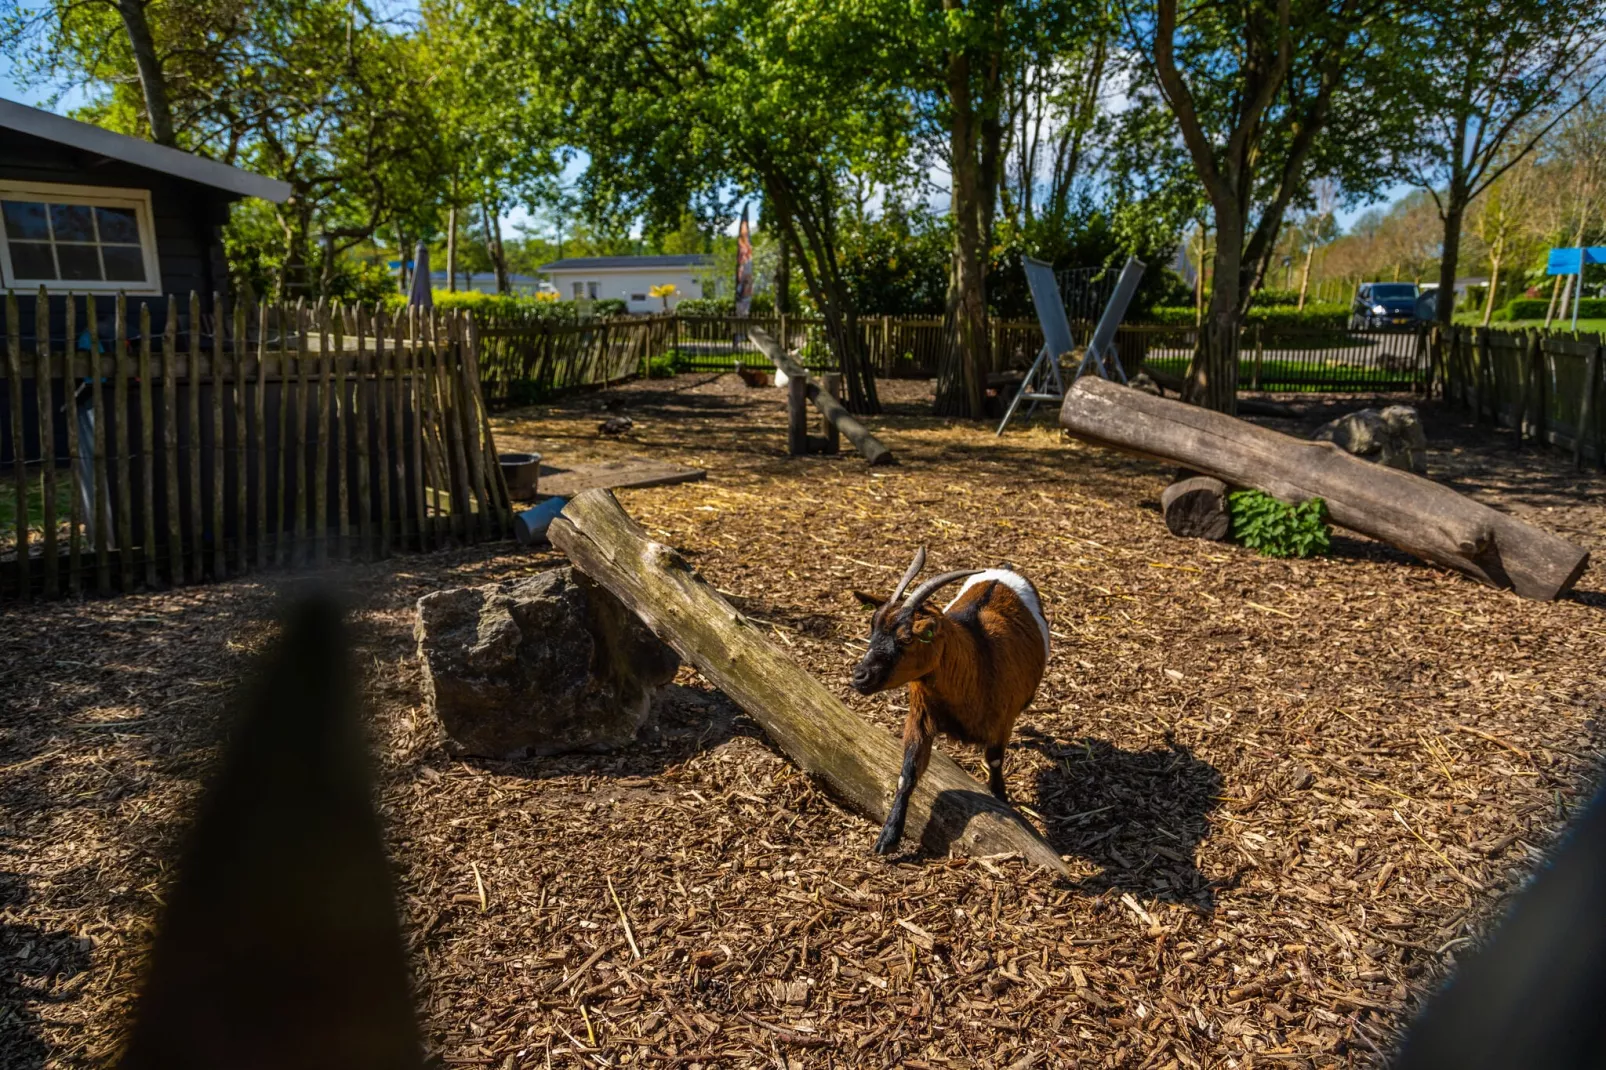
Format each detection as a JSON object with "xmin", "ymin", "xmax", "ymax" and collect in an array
[
  {"xmin": 1442, "ymin": 325, "xmax": 1605, "ymax": 467},
  {"xmin": 477, "ymin": 312, "xmax": 680, "ymax": 405},
  {"xmin": 2, "ymin": 291, "xmax": 512, "ymax": 602}
]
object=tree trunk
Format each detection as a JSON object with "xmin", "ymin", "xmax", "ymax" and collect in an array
[
  {"xmin": 1059, "ymin": 377, "xmax": 1590, "ymax": 600},
  {"xmin": 547, "ymin": 490, "xmax": 1066, "ymax": 871},
  {"xmin": 934, "ymin": 32, "xmax": 990, "ymax": 420},
  {"xmin": 482, "ymin": 203, "xmax": 509, "ymax": 294},
  {"xmin": 1297, "ymin": 240, "xmax": 1315, "ymax": 310},
  {"xmin": 446, "ymin": 206, "xmax": 459, "ymax": 294},
  {"xmin": 1482, "ymin": 246, "xmax": 1502, "ymax": 327},
  {"xmin": 1544, "ymin": 274, "xmax": 1562, "ymax": 327},
  {"xmin": 765, "ymin": 179, "xmax": 878, "ymax": 414},
  {"xmin": 1186, "ymin": 215, "xmax": 1243, "ymax": 415},
  {"xmin": 775, "ymin": 211, "xmax": 791, "ymax": 316},
  {"xmin": 116, "ymin": 0, "xmax": 176, "ymax": 146},
  {"xmin": 1435, "ymin": 190, "xmax": 1467, "ymax": 331}
]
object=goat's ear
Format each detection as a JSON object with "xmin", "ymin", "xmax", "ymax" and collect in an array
[{"xmin": 850, "ymin": 590, "xmax": 886, "ymax": 609}]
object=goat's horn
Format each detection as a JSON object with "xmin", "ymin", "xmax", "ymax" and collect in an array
[
  {"xmin": 886, "ymin": 546, "xmax": 926, "ymax": 606},
  {"xmin": 899, "ymin": 569, "xmax": 983, "ymax": 618}
]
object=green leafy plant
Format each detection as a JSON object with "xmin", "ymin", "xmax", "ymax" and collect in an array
[
  {"xmin": 645, "ymin": 353, "xmax": 678, "ymax": 378},
  {"xmin": 1227, "ymin": 490, "xmax": 1332, "ymax": 558}
]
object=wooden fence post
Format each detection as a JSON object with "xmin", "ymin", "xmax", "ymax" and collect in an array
[
  {"xmin": 5, "ymin": 291, "xmax": 27, "ymax": 599},
  {"xmin": 1252, "ymin": 323, "xmax": 1264, "ymax": 391},
  {"xmin": 34, "ymin": 292, "xmax": 57, "ymax": 597},
  {"xmin": 1574, "ymin": 341, "xmax": 1599, "ymax": 470},
  {"xmin": 1528, "ymin": 330, "xmax": 1545, "ymax": 445},
  {"xmin": 787, "ymin": 373, "xmax": 809, "ymax": 457},
  {"xmin": 820, "ymin": 373, "xmax": 842, "ymax": 454}
]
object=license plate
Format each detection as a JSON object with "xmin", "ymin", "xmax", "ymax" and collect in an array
[{"xmin": 1392, "ymin": 318, "xmax": 1407, "ymax": 324}]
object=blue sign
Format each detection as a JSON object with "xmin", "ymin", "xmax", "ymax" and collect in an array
[
  {"xmin": 1545, "ymin": 247, "xmax": 1606, "ymax": 274},
  {"xmin": 385, "ymin": 259, "xmax": 416, "ymax": 271}
]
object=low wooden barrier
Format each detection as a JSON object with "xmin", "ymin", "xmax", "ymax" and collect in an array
[{"xmin": 2, "ymin": 290, "xmax": 511, "ymax": 602}]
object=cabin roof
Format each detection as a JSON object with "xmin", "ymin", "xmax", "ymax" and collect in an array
[{"xmin": 0, "ymin": 97, "xmax": 292, "ymax": 203}]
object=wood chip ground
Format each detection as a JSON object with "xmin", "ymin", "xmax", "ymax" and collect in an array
[{"xmin": 3, "ymin": 374, "xmax": 1604, "ymax": 1068}]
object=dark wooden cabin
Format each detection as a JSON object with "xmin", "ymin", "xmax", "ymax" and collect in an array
[{"xmin": 0, "ymin": 97, "xmax": 290, "ymax": 344}]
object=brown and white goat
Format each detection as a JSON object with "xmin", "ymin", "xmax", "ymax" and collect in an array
[{"xmin": 850, "ymin": 547, "xmax": 1049, "ymax": 855}]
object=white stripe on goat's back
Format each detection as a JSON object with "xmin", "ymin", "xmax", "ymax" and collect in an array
[{"xmin": 944, "ymin": 570, "xmax": 1050, "ymax": 659}]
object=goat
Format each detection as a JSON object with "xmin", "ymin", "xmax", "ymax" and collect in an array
[{"xmin": 850, "ymin": 547, "xmax": 1049, "ymax": 855}]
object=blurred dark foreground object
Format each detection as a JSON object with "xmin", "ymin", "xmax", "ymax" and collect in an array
[
  {"xmin": 1394, "ymin": 782, "xmax": 1606, "ymax": 1069},
  {"xmin": 118, "ymin": 596, "xmax": 421, "ymax": 1070}
]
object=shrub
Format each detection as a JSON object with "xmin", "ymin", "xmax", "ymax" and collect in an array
[
  {"xmin": 1227, "ymin": 490, "xmax": 1332, "ymax": 558},
  {"xmin": 1500, "ymin": 296, "xmax": 1606, "ymax": 321},
  {"xmin": 676, "ymin": 294, "xmax": 775, "ymax": 317},
  {"xmin": 646, "ymin": 353, "xmax": 678, "ymax": 378},
  {"xmin": 1143, "ymin": 303, "xmax": 1350, "ymax": 329}
]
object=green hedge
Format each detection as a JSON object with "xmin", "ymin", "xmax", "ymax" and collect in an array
[
  {"xmin": 1143, "ymin": 303, "xmax": 1350, "ymax": 329},
  {"xmin": 1497, "ymin": 296, "xmax": 1606, "ymax": 322},
  {"xmin": 676, "ymin": 294, "xmax": 775, "ymax": 317},
  {"xmin": 377, "ymin": 291, "xmax": 629, "ymax": 321}
]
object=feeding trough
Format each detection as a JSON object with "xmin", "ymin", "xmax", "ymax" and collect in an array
[{"xmin": 499, "ymin": 452, "xmax": 542, "ymax": 498}]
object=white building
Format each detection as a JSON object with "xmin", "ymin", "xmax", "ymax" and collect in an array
[{"xmin": 537, "ymin": 254, "xmax": 715, "ymax": 314}]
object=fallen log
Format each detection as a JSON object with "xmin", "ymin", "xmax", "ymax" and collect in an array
[
  {"xmin": 749, "ymin": 327, "xmax": 895, "ymax": 466},
  {"xmin": 549, "ymin": 489, "xmax": 1066, "ymax": 872},
  {"xmin": 1161, "ymin": 476, "xmax": 1230, "ymax": 541},
  {"xmin": 1060, "ymin": 377, "xmax": 1589, "ymax": 600}
]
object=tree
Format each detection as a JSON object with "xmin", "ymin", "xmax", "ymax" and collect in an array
[
  {"xmin": 1125, "ymin": 0, "xmax": 1398, "ymax": 412},
  {"xmin": 490, "ymin": 0, "xmax": 912, "ymax": 412},
  {"xmin": 1401, "ymin": 0, "xmax": 1606, "ymax": 331},
  {"xmin": 1470, "ymin": 155, "xmax": 1541, "ymax": 323}
]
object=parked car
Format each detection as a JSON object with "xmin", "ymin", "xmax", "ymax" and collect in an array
[{"xmin": 1349, "ymin": 282, "xmax": 1421, "ymax": 330}]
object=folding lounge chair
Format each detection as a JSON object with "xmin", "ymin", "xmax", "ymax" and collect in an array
[{"xmin": 996, "ymin": 255, "xmax": 1145, "ymax": 435}]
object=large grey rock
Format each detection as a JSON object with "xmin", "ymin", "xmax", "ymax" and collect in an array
[
  {"xmin": 415, "ymin": 567, "xmax": 679, "ymax": 758},
  {"xmin": 1311, "ymin": 404, "xmax": 1428, "ymax": 475}
]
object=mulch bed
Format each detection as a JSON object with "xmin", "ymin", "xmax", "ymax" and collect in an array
[{"xmin": 3, "ymin": 373, "xmax": 1605, "ymax": 1069}]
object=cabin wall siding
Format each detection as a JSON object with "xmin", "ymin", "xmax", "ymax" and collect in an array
[{"xmin": 1, "ymin": 130, "xmax": 239, "ymax": 345}]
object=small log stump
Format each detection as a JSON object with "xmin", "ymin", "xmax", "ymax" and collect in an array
[{"xmin": 1161, "ymin": 476, "xmax": 1230, "ymax": 541}]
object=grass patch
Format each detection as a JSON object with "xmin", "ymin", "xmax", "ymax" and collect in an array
[{"xmin": 1, "ymin": 472, "xmax": 76, "ymax": 553}]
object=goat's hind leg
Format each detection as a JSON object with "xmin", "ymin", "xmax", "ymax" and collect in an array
[
  {"xmin": 985, "ymin": 743, "xmax": 1008, "ymax": 801},
  {"xmin": 876, "ymin": 715, "xmax": 933, "ymax": 855}
]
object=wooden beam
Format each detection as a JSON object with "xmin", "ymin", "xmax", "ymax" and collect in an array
[
  {"xmin": 749, "ymin": 327, "xmax": 894, "ymax": 466},
  {"xmin": 549, "ymin": 489, "xmax": 1066, "ymax": 872},
  {"xmin": 1060, "ymin": 377, "xmax": 1589, "ymax": 601}
]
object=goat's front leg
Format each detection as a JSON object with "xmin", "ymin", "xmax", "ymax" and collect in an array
[
  {"xmin": 985, "ymin": 743, "xmax": 1008, "ymax": 801},
  {"xmin": 875, "ymin": 712, "xmax": 933, "ymax": 855}
]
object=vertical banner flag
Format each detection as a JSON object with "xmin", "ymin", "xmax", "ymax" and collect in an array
[{"xmin": 734, "ymin": 205, "xmax": 755, "ymax": 316}]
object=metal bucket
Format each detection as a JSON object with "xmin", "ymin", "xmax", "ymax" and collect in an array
[{"xmin": 499, "ymin": 452, "xmax": 542, "ymax": 498}]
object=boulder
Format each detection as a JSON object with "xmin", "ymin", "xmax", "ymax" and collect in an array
[
  {"xmin": 415, "ymin": 567, "xmax": 680, "ymax": 758},
  {"xmin": 1311, "ymin": 405, "xmax": 1427, "ymax": 475}
]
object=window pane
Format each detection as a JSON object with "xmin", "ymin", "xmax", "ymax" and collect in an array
[
  {"xmin": 57, "ymin": 244, "xmax": 103, "ymax": 281},
  {"xmin": 101, "ymin": 244, "xmax": 147, "ymax": 282},
  {"xmin": 95, "ymin": 206, "xmax": 140, "ymax": 244},
  {"xmin": 2, "ymin": 201, "xmax": 50, "ymax": 240},
  {"xmin": 9, "ymin": 241, "xmax": 57, "ymax": 279},
  {"xmin": 50, "ymin": 203, "xmax": 96, "ymax": 242}
]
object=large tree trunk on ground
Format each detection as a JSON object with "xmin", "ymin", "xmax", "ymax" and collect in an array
[
  {"xmin": 1060, "ymin": 377, "xmax": 1589, "ymax": 600},
  {"xmin": 548, "ymin": 490, "xmax": 1067, "ymax": 872},
  {"xmin": 750, "ymin": 328, "xmax": 894, "ymax": 466}
]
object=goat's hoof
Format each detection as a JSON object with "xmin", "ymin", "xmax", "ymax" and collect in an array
[{"xmin": 873, "ymin": 827, "xmax": 901, "ymax": 855}]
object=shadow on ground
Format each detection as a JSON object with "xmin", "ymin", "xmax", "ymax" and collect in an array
[
  {"xmin": 1020, "ymin": 732, "xmax": 1225, "ymax": 910},
  {"xmin": 0, "ymin": 871, "xmax": 90, "ymax": 1070}
]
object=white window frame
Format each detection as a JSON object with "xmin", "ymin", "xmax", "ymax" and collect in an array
[{"xmin": 0, "ymin": 180, "xmax": 162, "ymax": 294}]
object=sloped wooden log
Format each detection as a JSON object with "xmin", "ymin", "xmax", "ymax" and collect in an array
[
  {"xmin": 1161, "ymin": 476, "xmax": 1230, "ymax": 541},
  {"xmin": 750, "ymin": 327, "xmax": 894, "ymax": 465},
  {"xmin": 1061, "ymin": 377, "xmax": 1589, "ymax": 600},
  {"xmin": 549, "ymin": 489, "xmax": 1066, "ymax": 872}
]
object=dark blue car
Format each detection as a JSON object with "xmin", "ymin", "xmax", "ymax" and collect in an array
[{"xmin": 1349, "ymin": 282, "xmax": 1420, "ymax": 330}]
